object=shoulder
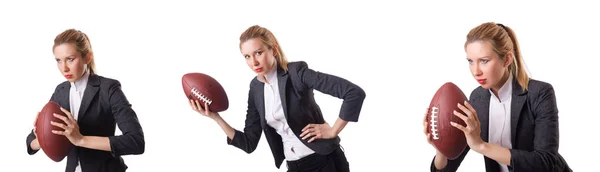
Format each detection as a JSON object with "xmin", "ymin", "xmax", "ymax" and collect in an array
[
  {"xmin": 286, "ymin": 61, "xmax": 309, "ymax": 73},
  {"xmin": 94, "ymin": 74, "xmax": 122, "ymax": 88},
  {"xmin": 526, "ymin": 78, "xmax": 555, "ymax": 96}
]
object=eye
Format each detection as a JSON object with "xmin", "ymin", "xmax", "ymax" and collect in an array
[
  {"xmin": 67, "ymin": 58, "xmax": 75, "ymax": 62},
  {"xmin": 467, "ymin": 59, "xmax": 473, "ymax": 64},
  {"xmin": 255, "ymin": 51, "xmax": 263, "ymax": 56},
  {"xmin": 481, "ymin": 59, "xmax": 489, "ymax": 64},
  {"xmin": 244, "ymin": 55, "xmax": 249, "ymax": 59}
]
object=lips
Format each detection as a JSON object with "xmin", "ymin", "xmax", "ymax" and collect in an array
[
  {"xmin": 255, "ymin": 67, "xmax": 263, "ymax": 72},
  {"xmin": 64, "ymin": 74, "xmax": 72, "ymax": 79},
  {"xmin": 477, "ymin": 79, "xmax": 486, "ymax": 84}
]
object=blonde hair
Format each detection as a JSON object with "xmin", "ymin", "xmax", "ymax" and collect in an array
[
  {"xmin": 465, "ymin": 22, "xmax": 529, "ymax": 91},
  {"xmin": 53, "ymin": 29, "xmax": 96, "ymax": 74},
  {"xmin": 239, "ymin": 25, "xmax": 289, "ymax": 71}
]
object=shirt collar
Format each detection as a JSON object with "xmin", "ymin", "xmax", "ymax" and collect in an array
[
  {"xmin": 70, "ymin": 71, "xmax": 90, "ymax": 91},
  {"xmin": 490, "ymin": 74, "xmax": 513, "ymax": 102}
]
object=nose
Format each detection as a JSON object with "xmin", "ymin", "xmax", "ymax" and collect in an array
[
  {"xmin": 61, "ymin": 62, "xmax": 69, "ymax": 73},
  {"xmin": 471, "ymin": 64, "xmax": 482, "ymax": 77},
  {"xmin": 251, "ymin": 56, "xmax": 259, "ymax": 66}
]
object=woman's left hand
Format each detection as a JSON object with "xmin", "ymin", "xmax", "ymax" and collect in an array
[
  {"xmin": 300, "ymin": 122, "xmax": 336, "ymax": 143},
  {"xmin": 451, "ymin": 101, "xmax": 486, "ymax": 152},
  {"xmin": 51, "ymin": 107, "xmax": 84, "ymax": 146}
]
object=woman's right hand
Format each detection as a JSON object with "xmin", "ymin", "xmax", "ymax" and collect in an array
[
  {"xmin": 189, "ymin": 99, "xmax": 220, "ymax": 120},
  {"xmin": 423, "ymin": 108, "xmax": 447, "ymax": 159}
]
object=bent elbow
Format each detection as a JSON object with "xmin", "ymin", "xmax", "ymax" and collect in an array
[
  {"xmin": 134, "ymin": 135, "xmax": 146, "ymax": 154},
  {"xmin": 243, "ymin": 145, "xmax": 257, "ymax": 154}
]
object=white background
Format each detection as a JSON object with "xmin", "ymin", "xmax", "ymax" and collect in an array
[{"xmin": 0, "ymin": 0, "xmax": 596, "ymax": 171}]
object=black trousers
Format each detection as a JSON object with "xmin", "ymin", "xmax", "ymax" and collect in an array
[{"xmin": 286, "ymin": 146, "xmax": 349, "ymax": 172}]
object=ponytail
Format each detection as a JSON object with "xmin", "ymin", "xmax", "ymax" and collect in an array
[{"xmin": 499, "ymin": 24, "xmax": 529, "ymax": 91}]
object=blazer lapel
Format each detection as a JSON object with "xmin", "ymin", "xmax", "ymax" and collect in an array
[
  {"xmin": 276, "ymin": 67, "xmax": 289, "ymax": 120},
  {"xmin": 77, "ymin": 74, "xmax": 100, "ymax": 121},
  {"xmin": 476, "ymin": 90, "xmax": 491, "ymax": 142},
  {"xmin": 510, "ymin": 79, "xmax": 527, "ymax": 144},
  {"xmin": 57, "ymin": 83, "xmax": 72, "ymax": 112},
  {"xmin": 255, "ymin": 81, "xmax": 266, "ymax": 127}
]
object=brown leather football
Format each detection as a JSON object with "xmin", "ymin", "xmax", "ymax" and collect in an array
[
  {"xmin": 35, "ymin": 101, "xmax": 73, "ymax": 162},
  {"xmin": 182, "ymin": 73, "xmax": 229, "ymax": 112},
  {"xmin": 427, "ymin": 82, "xmax": 468, "ymax": 160}
]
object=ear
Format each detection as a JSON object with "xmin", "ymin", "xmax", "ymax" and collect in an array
[
  {"xmin": 84, "ymin": 53, "xmax": 93, "ymax": 64},
  {"xmin": 271, "ymin": 44, "xmax": 278, "ymax": 57},
  {"xmin": 504, "ymin": 51, "xmax": 514, "ymax": 68}
]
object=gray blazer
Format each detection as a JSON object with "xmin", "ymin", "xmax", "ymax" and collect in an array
[
  {"xmin": 26, "ymin": 74, "xmax": 145, "ymax": 172},
  {"xmin": 431, "ymin": 78, "xmax": 572, "ymax": 172},
  {"xmin": 226, "ymin": 61, "xmax": 366, "ymax": 168}
]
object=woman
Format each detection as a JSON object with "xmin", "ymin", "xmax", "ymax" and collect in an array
[
  {"xmin": 26, "ymin": 29, "xmax": 145, "ymax": 172},
  {"xmin": 190, "ymin": 25, "xmax": 366, "ymax": 172},
  {"xmin": 424, "ymin": 22, "xmax": 572, "ymax": 172}
]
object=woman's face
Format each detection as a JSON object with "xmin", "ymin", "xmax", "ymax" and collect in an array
[
  {"xmin": 240, "ymin": 38, "xmax": 276, "ymax": 76},
  {"xmin": 54, "ymin": 43, "xmax": 89, "ymax": 82},
  {"xmin": 465, "ymin": 40, "xmax": 512, "ymax": 91}
]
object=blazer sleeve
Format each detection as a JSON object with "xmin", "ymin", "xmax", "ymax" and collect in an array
[
  {"xmin": 430, "ymin": 146, "xmax": 470, "ymax": 172},
  {"xmin": 294, "ymin": 61, "xmax": 366, "ymax": 122},
  {"xmin": 508, "ymin": 84, "xmax": 569, "ymax": 172},
  {"xmin": 227, "ymin": 82, "xmax": 263, "ymax": 153},
  {"xmin": 107, "ymin": 80, "xmax": 145, "ymax": 157},
  {"xmin": 26, "ymin": 85, "xmax": 60, "ymax": 155}
]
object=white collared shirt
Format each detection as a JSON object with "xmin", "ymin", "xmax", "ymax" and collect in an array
[
  {"xmin": 70, "ymin": 71, "xmax": 89, "ymax": 172},
  {"xmin": 259, "ymin": 68, "xmax": 315, "ymax": 161},
  {"xmin": 488, "ymin": 74, "xmax": 513, "ymax": 172}
]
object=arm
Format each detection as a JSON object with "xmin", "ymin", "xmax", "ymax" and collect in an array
[
  {"xmin": 296, "ymin": 61, "xmax": 366, "ymax": 122},
  {"xmin": 214, "ymin": 115, "xmax": 235, "ymax": 140},
  {"xmin": 226, "ymin": 84, "xmax": 263, "ymax": 153},
  {"xmin": 476, "ymin": 143, "xmax": 511, "ymax": 165},
  {"xmin": 507, "ymin": 84, "xmax": 566, "ymax": 171},
  {"xmin": 106, "ymin": 80, "xmax": 145, "ymax": 156},
  {"xmin": 430, "ymin": 146, "xmax": 470, "ymax": 172},
  {"xmin": 26, "ymin": 129, "xmax": 40, "ymax": 155},
  {"xmin": 330, "ymin": 117, "xmax": 348, "ymax": 136}
]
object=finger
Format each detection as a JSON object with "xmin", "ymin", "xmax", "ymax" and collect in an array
[
  {"xmin": 456, "ymin": 103, "xmax": 473, "ymax": 118},
  {"xmin": 52, "ymin": 130, "xmax": 65, "ymax": 135},
  {"xmin": 423, "ymin": 121, "xmax": 428, "ymax": 135},
  {"xmin": 426, "ymin": 133, "xmax": 432, "ymax": 144},
  {"xmin": 53, "ymin": 113, "xmax": 71, "ymax": 126},
  {"xmin": 464, "ymin": 101, "xmax": 478, "ymax": 120},
  {"xmin": 204, "ymin": 101, "xmax": 211, "ymax": 113},
  {"xmin": 300, "ymin": 128, "xmax": 310, "ymax": 137},
  {"xmin": 423, "ymin": 108, "xmax": 429, "ymax": 123},
  {"xmin": 50, "ymin": 121, "xmax": 68, "ymax": 130},
  {"xmin": 300, "ymin": 127, "xmax": 316, "ymax": 137},
  {"xmin": 308, "ymin": 134, "xmax": 321, "ymax": 143},
  {"xmin": 453, "ymin": 110, "xmax": 469, "ymax": 123},
  {"xmin": 302, "ymin": 132, "xmax": 314, "ymax": 140},
  {"xmin": 59, "ymin": 107, "xmax": 74, "ymax": 120},
  {"xmin": 302, "ymin": 124, "xmax": 314, "ymax": 132},
  {"xmin": 195, "ymin": 100, "xmax": 204, "ymax": 111},
  {"xmin": 189, "ymin": 99, "xmax": 196, "ymax": 110},
  {"xmin": 450, "ymin": 122, "xmax": 467, "ymax": 132}
]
